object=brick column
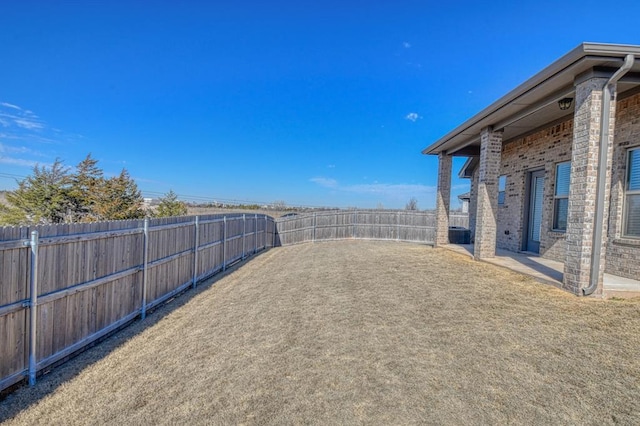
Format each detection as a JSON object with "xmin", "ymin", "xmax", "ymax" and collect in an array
[
  {"xmin": 563, "ymin": 77, "xmax": 616, "ymax": 296},
  {"xmin": 435, "ymin": 153, "xmax": 452, "ymax": 246},
  {"xmin": 474, "ymin": 127, "xmax": 502, "ymax": 259},
  {"xmin": 468, "ymin": 167, "xmax": 478, "ymax": 243}
]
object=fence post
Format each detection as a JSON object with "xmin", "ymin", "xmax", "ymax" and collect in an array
[
  {"xmin": 264, "ymin": 216, "xmax": 268, "ymax": 249},
  {"xmin": 397, "ymin": 211, "xmax": 400, "ymax": 241},
  {"xmin": 272, "ymin": 217, "xmax": 276, "ymax": 248},
  {"xmin": 242, "ymin": 214, "xmax": 246, "ymax": 259},
  {"xmin": 27, "ymin": 230, "xmax": 39, "ymax": 386},
  {"xmin": 313, "ymin": 212, "xmax": 317, "ymax": 242},
  {"xmin": 254, "ymin": 214, "xmax": 258, "ymax": 254},
  {"xmin": 352, "ymin": 211, "xmax": 356, "ymax": 239},
  {"xmin": 223, "ymin": 216, "xmax": 227, "ymax": 272},
  {"xmin": 141, "ymin": 217, "xmax": 149, "ymax": 320},
  {"xmin": 192, "ymin": 216, "xmax": 199, "ymax": 289},
  {"xmin": 351, "ymin": 210, "xmax": 356, "ymax": 238}
]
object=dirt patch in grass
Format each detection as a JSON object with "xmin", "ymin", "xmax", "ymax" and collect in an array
[{"xmin": 2, "ymin": 241, "xmax": 639, "ymax": 424}]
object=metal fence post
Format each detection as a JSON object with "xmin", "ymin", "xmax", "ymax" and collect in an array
[
  {"xmin": 141, "ymin": 218, "xmax": 149, "ymax": 320},
  {"xmin": 272, "ymin": 217, "xmax": 276, "ymax": 248},
  {"xmin": 353, "ymin": 210, "xmax": 358, "ymax": 238},
  {"xmin": 242, "ymin": 214, "xmax": 246, "ymax": 259},
  {"xmin": 223, "ymin": 216, "xmax": 227, "ymax": 272},
  {"xmin": 397, "ymin": 211, "xmax": 400, "ymax": 241},
  {"xmin": 352, "ymin": 211, "xmax": 356, "ymax": 239},
  {"xmin": 313, "ymin": 213, "xmax": 317, "ymax": 242},
  {"xmin": 27, "ymin": 230, "xmax": 39, "ymax": 386},
  {"xmin": 192, "ymin": 216, "xmax": 199, "ymax": 289},
  {"xmin": 264, "ymin": 215, "xmax": 268, "ymax": 249},
  {"xmin": 254, "ymin": 214, "xmax": 258, "ymax": 254}
]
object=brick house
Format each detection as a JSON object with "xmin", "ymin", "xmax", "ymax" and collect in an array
[{"xmin": 423, "ymin": 43, "xmax": 640, "ymax": 297}]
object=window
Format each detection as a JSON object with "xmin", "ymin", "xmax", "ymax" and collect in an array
[
  {"xmin": 553, "ymin": 162, "xmax": 571, "ymax": 231},
  {"xmin": 624, "ymin": 148, "xmax": 640, "ymax": 237},
  {"xmin": 498, "ymin": 175, "xmax": 506, "ymax": 205}
]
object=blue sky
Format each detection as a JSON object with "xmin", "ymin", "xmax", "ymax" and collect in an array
[{"xmin": 2, "ymin": 1, "xmax": 640, "ymax": 209}]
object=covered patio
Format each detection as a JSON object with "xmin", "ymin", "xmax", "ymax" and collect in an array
[
  {"xmin": 442, "ymin": 243, "xmax": 640, "ymax": 299},
  {"xmin": 424, "ymin": 43, "xmax": 640, "ymax": 297}
]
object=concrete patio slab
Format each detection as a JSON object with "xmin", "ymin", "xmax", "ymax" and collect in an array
[{"xmin": 441, "ymin": 244, "xmax": 640, "ymax": 298}]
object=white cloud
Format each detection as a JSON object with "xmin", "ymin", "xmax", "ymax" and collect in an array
[
  {"xmin": 133, "ymin": 176, "xmax": 167, "ymax": 185},
  {"xmin": 405, "ymin": 112, "xmax": 421, "ymax": 122},
  {"xmin": 0, "ymin": 104, "xmax": 46, "ymax": 131},
  {"xmin": 344, "ymin": 182, "xmax": 435, "ymax": 196},
  {"xmin": 0, "ymin": 103, "xmax": 76, "ymax": 146},
  {"xmin": 14, "ymin": 118, "xmax": 45, "ymax": 130},
  {"xmin": 0, "ymin": 156, "xmax": 40, "ymax": 167},
  {"xmin": 0, "ymin": 132, "xmax": 58, "ymax": 144},
  {"xmin": 327, "ymin": 164, "xmax": 336, "ymax": 169},
  {"xmin": 452, "ymin": 184, "xmax": 470, "ymax": 190},
  {"xmin": 1, "ymin": 102, "xmax": 21, "ymax": 110},
  {"xmin": 0, "ymin": 143, "xmax": 45, "ymax": 156},
  {"xmin": 310, "ymin": 177, "xmax": 338, "ymax": 188},
  {"xmin": 403, "ymin": 42, "xmax": 411, "ymax": 48},
  {"xmin": 0, "ymin": 142, "xmax": 49, "ymax": 170},
  {"xmin": 310, "ymin": 177, "xmax": 435, "ymax": 198}
]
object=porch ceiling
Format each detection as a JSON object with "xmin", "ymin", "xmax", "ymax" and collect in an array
[{"xmin": 423, "ymin": 43, "xmax": 640, "ymax": 157}]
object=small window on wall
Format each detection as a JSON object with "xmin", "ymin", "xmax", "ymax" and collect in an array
[
  {"xmin": 498, "ymin": 175, "xmax": 506, "ymax": 205},
  {"xmin": 553, "ymin": 162, "xmax": 571, "ymax": 231},
  {"xmin": 624, "ymin": 148, "xmax": 640, "ymax": 237}
]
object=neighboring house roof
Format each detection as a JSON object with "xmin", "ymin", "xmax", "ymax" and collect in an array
[
  {"xmin": 458, "ymin": 157, "xmax": 478, "ymax": 179},
  {"xmin": 422, "ymin": 43, "xmax": 640, "ymax": 157},
  {"xmin": 457, "ymin": 192, "xmax": 470, "ymax": 201}
]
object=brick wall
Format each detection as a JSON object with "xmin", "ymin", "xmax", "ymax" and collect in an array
[
  {"xmin": 606, "ymin": 91, "xmax": 640, "ymax": 280},
  {"xmin": 497, "ymin": 119, "xmax": 573, "ymax": 260},
  {"xmin": 465, "ymin": 91, "xmax": 640, "ymax": 281}
]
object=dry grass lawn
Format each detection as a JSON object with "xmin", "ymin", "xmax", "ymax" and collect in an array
[{"xmin": 1, "ymin": 241, "xmax": 639, "ymax": 425}]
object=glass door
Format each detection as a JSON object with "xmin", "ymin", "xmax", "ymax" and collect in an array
[{"xmin": 526, "ymin": 170, "xmax": 545, "ymax": 253}]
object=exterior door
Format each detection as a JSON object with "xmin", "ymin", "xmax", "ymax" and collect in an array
[{"xmin": 525, "ymin": 170, "xmax": 545, "ymax": 253}]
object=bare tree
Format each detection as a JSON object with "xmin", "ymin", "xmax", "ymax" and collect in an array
[
  {"xmin": 271, "ymin": 200, "xmax": 287, "ymax": 210},
  {"xmin": 405, "ymin": 197, "xmax": 418, "ymax": 211}
]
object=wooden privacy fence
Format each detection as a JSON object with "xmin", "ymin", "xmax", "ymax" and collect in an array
[
  {"xmin": 274, "ymin": 210, "xmax": 469, "ymax": 246},
  {"xmin": 449, "ymin": 212, "xmax": 469, "ymax": 229},
  {"xmin": 0, "ymin": 213, "xmax": 275, "ymax": 392}
]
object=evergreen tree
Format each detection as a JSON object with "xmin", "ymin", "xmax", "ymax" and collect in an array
[
  {"xmin": 68, "ymin": 154, "xmax": 105, "ymax": 222},
  {"xmin": 94, "ymin": 169, "xmax": 145, "ymax": 220},
  {"xmin": 0, "ymin": 159, "xmax": 71, "ymax": 225},
  {"xmin": 155, "ymin": 190, "xmax": 187, "ymax": 217}
]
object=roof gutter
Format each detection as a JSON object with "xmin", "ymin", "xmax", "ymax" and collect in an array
[{"xmin": 584, "ymin": 54, "xmax": 635, "ymax": 296}]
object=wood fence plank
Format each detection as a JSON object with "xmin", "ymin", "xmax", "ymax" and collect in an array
[
  {"xmin": 0, "ymin": 211, "xmax": 449, "ymax": 393},
  {"xmin": 38, "ymin": 302, "xmax": 53, "ymax": 361},
  {"xmin": 52, "ymin": 296, "xmax": 68, "ymax": 355}
]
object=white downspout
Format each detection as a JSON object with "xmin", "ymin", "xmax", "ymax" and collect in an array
[{"xmin": 584, "ymin": 54, "xmax": 635, "ymax": 296}]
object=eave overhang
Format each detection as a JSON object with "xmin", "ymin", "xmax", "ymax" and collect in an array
[{"xmin": 422, "ymin": 42, "xmax": 640, "ymax": 157}]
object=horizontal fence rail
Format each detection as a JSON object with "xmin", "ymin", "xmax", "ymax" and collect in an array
[
  {"xmin": 0, "ymin": 213, "xmax": 276, "ymax": 392},
  {"xmin": 274, "ymin": 210, "xmax": 468, "ymax": 246},
  {"xmin": 0, "ymin": 209, "xmax": 468, "ymax": 393}
]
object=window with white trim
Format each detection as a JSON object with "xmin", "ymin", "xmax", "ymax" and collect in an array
[
  {"xmin": 624, "ymin": 148, "xmax": 640, "ymax": 237},
  {"xmin": 498, "ymin": 175, "xmax": 506, "ymax": 205},
  {"xmin": 553, "ymin": 162, "xmax": 570, "ymax": 231}
]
